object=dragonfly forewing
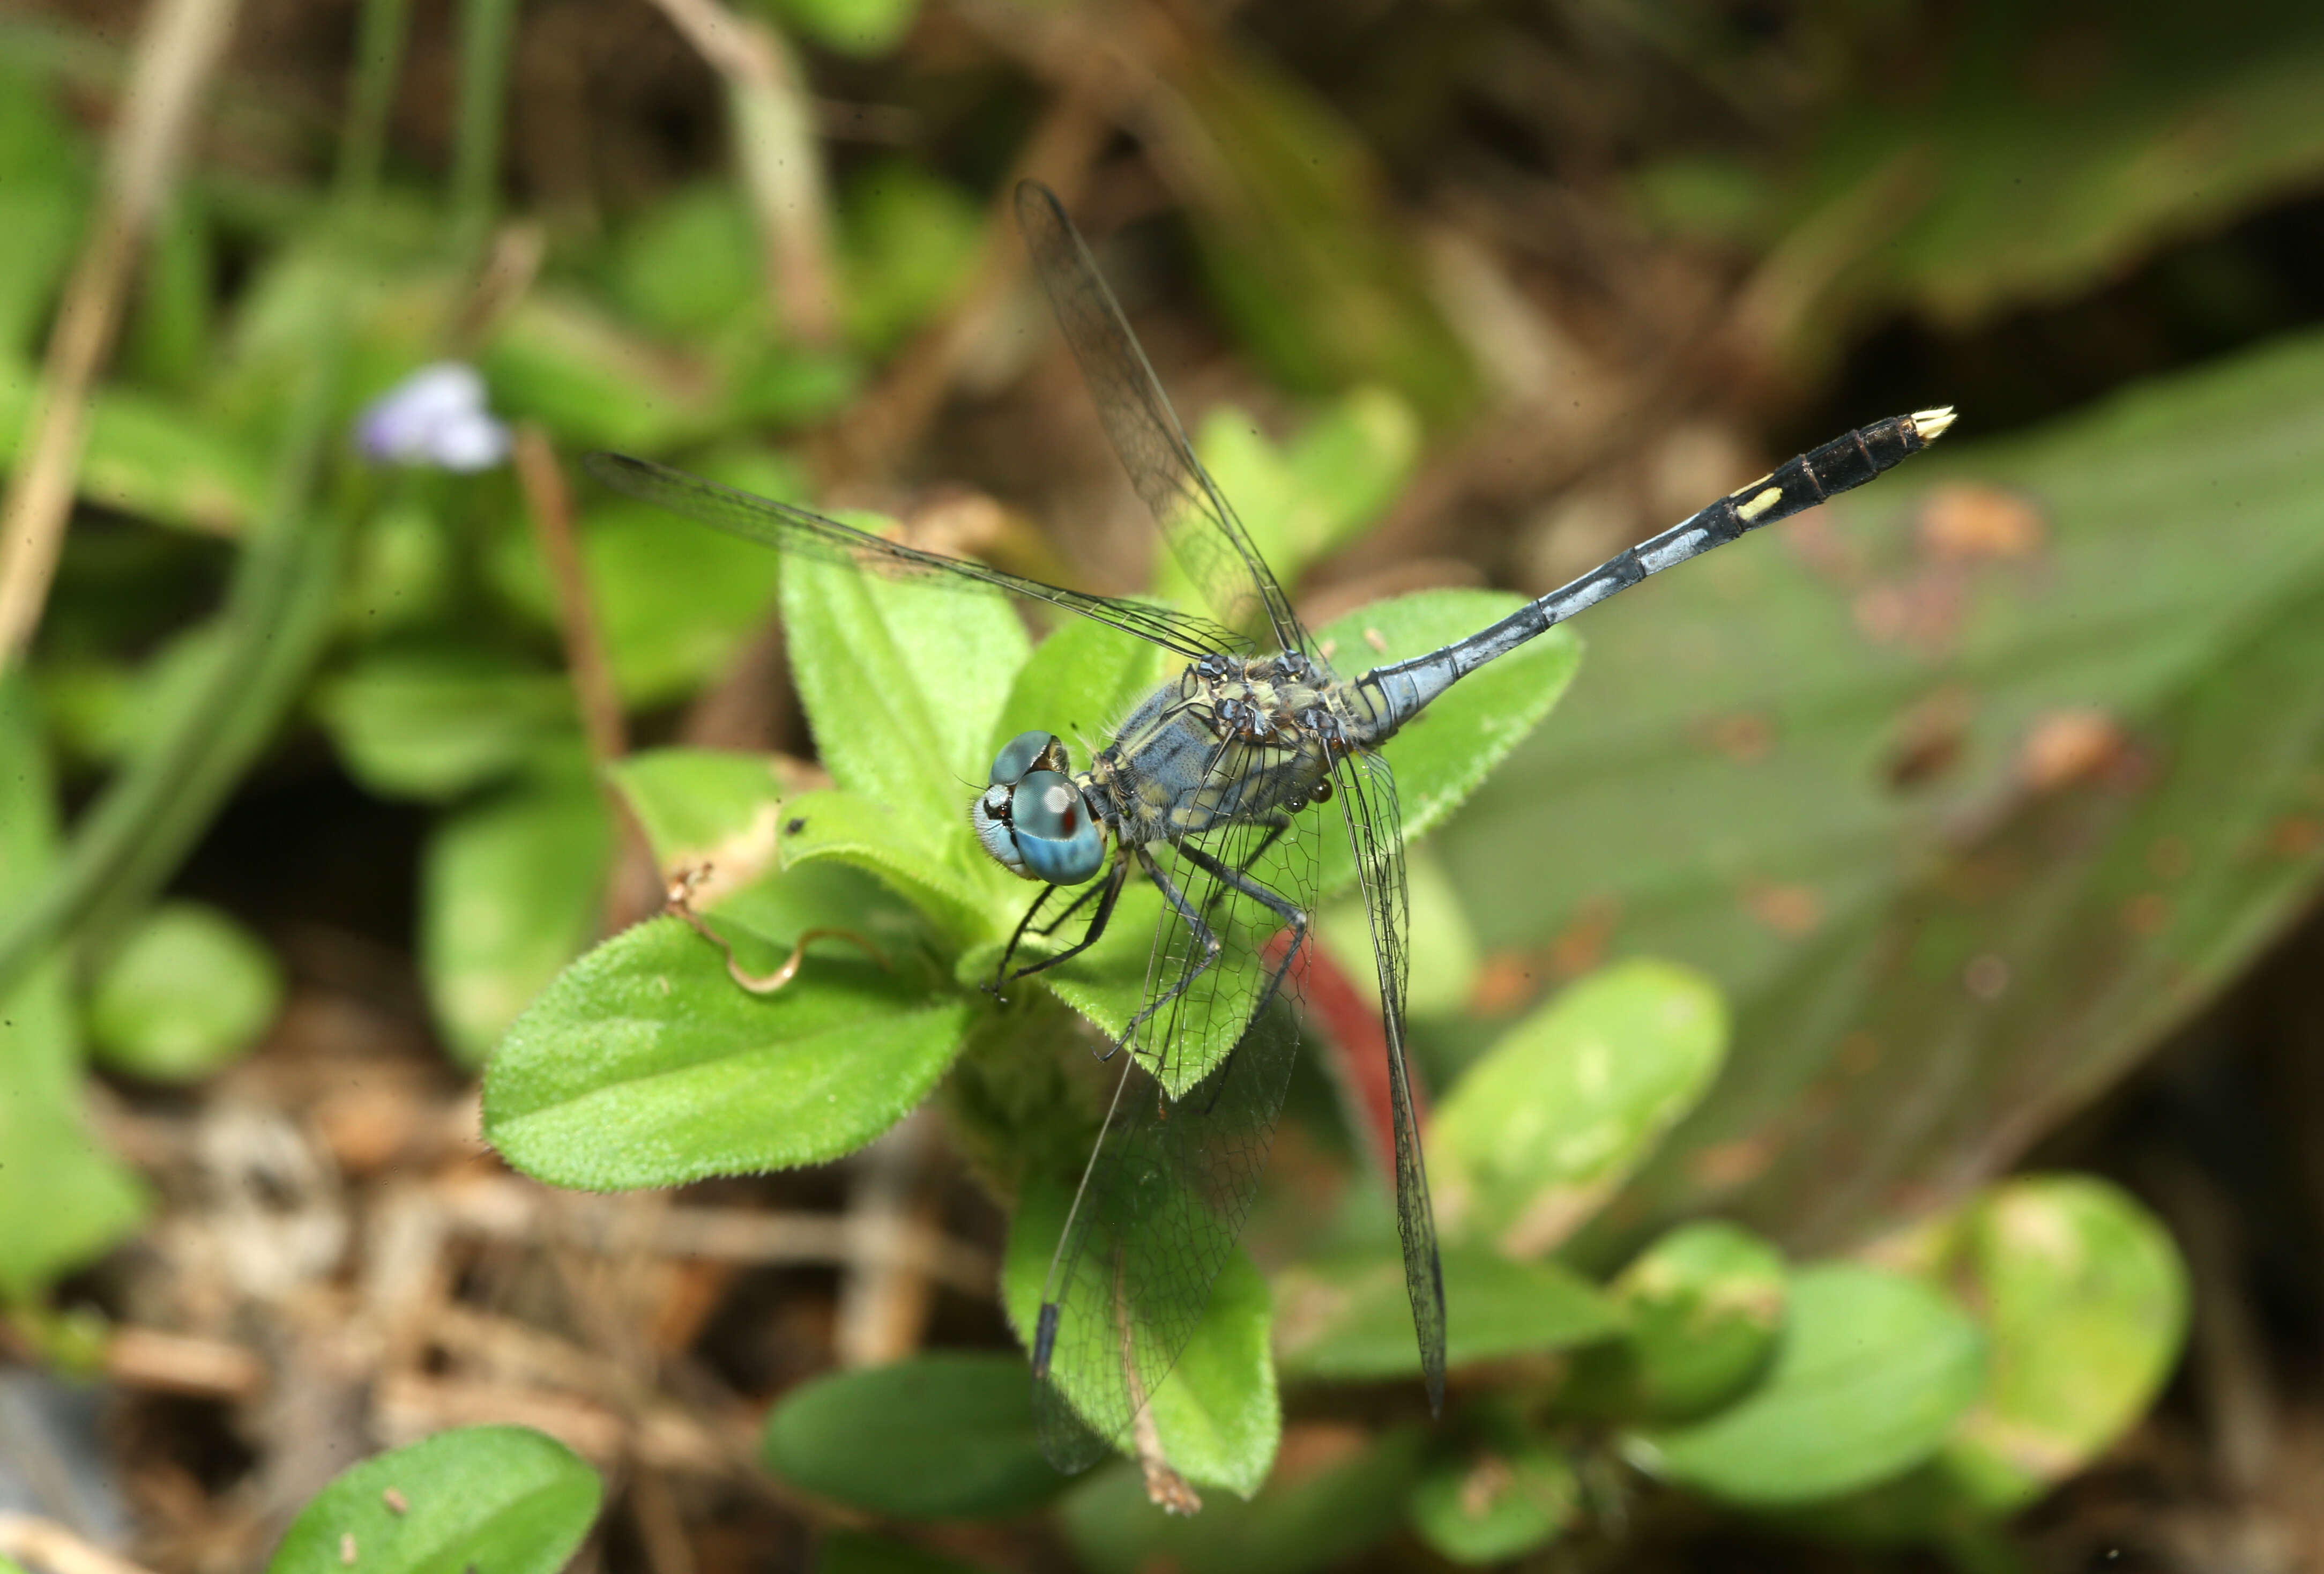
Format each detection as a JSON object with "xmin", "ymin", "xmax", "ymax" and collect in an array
[
  {"xmin": 581, "ymin": 451, "xmax": 1246, "ymax": 663},
  {"xmin": 1015, "ymin": 182, "xmax": 1308, "ymax": 656}
]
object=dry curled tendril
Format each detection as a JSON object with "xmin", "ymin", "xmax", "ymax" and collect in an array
[{"xmin": 662, "ymin": 863, "xmax": 888, "ymax": 994}]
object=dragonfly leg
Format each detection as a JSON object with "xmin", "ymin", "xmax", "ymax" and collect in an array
[
  {"xmin": 1031, "ymin": 879, "xmax": 1108, "ymax": 939},
  {"xmin": 1200, "ymin": 813, "xmax": 1291, "ymax": 917},
  {"xmin": 1002, "ymin": 855, "xmax": 1133, "ymax": 989},
  {"xmin": 1172, "ymin": 836, "xmax": 1308, "ymax": 1024},
  {"xmin": 987, "ymin": 885, "xmax": 1055, "ymax": 1000},
  {"xmin": 1171, "ymin": 837, "xmax": 1312, "ymax": 1117},
  {"xmin": 1114, "ymin": 847, "xmax": 1226, "ymax": 1053}
]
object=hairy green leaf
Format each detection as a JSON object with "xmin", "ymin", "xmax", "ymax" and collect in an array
[
  {"xmin": 267, "ymin": 1425, "xmax": 600, "ymax": 1574},
  {"xmin": 486, "ymin": 916, "xmax": 967, "ymax": 1188}
]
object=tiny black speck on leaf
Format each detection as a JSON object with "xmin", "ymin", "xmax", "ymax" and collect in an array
[{"xmin": 786, "ymin": 818, "xmax": 807, "ymax": 835}]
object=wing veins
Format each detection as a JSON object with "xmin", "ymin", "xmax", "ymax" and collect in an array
[{"xmin": 583, "ymin": 451, "xmax": 1246, "ymax": 661}]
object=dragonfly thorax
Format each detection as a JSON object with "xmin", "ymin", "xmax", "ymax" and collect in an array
[{"xmin": 1083, "ymin": 653, "xmax": 1347, "ymax": 850}]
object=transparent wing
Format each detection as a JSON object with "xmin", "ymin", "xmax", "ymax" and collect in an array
[
  {"xmin": 1015, "ymin": 182, "xmax": 1309, "ymax": 657},
  {"xmin": 583, "ymin": 452, "xmax": 1249, "ymax": 663},
  {"xmin": 1030, "ymin": 753, "xmax": 1322, "ymax": 1469},
  {"xmin": 1331, "ymin": 746, "xmax": 1446, "ymax": 1410}
]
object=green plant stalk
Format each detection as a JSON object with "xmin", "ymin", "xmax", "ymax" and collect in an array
[
  {"xmin": 336, "ymin": 0, "xmax": 413, "ymax": 199},
  {"xmin": 0, "ymin": 327, "xmax": 351, "ymax": 999},
  {"xmin": 449, "ymin": 0, "xmax": 518, "ymax": 255}
]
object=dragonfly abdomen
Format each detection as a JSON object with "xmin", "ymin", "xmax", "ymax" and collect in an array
[{"xmin": 1352, "ymin": 406, "xmax": 1957, "ymax": 739}]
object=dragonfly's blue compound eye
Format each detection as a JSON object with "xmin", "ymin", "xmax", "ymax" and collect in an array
[
  {"xmin": 1009, "ymin": 769, "xmax": 1103, "ymax": 885},
  {"xmin": 990, "ymin": 730, "xmax": 1066, "ymax": 787}
]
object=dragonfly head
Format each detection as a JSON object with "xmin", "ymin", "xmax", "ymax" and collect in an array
[{"xmin": 973, "ymin": 730, "xmax": 1106, "ymax": 885}]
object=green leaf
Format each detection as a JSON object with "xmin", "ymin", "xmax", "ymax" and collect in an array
[
  {"xmin": 1322, "ymin": 840, "xmax": 1482, "ymax": 1020},
  {"xmin": 1565, "ymin": 1220, "xmax": 1787, "ymax": 1423},
  {"xmin": 345, "ymin": 502, "xmax": 457, "ymax": 633},
  {"xmin": 1309, "ymin": 590, "xmax": 1580, "ymax": 900},
  {"xmin": 609, "ymin": 747, "xmax": 788, "ymax": 873},
  {"xmin": 1430, "ymin": 961, "xmax": 1726, "ymax": 1256},
  {"xmin": 499, "ymin": 447, "xmax": 797, "ymax": 707},
  {"xmin": 1058, "ymin": 1427, "xmax": 1425, "ymax": 1574},
  {"xmin": 1001, "ymin": 1171, "xmax": 1279, "ymax": 1496},
  {"xmin": 838, "ymin": 161, "xmax": 980, "ymax": 349},
  {"xmin": 780, "ymin": 787, "xmax": 994, "ymax": 942},
  {"xmin": 482, "ymin": 290, "xmax": 723, "ymax": 451},
  {"xmin": 1939, "ymin": 1176, "xmax": 2188, "ymax": 1510},
  {"xmin": 1275, "ymin": 1245, "xmax": 1621, "ymax": 1382},
  {"xmin": 783, "ymin": 550, "xmax": 1030, "ymax": 860},
  {"xmin": 762, "ymin": 1353, "xmax": 1066, "ymax": 1518},
  {"xmin": 0, "ymin": 675, "xmax": 147, "ymax": 1300},
  {"xmin": 266, "ymin": 1425, "xmax": 600, "ymax": 1574},
  {"xmin": 1796, "ymin": 1175, "xmax": 2191, "ymax": 1545},
  {"xmin": 0, "ymin": 363, "xmax": 266, "ymax": 536},
  {"xmin": 421, "ymin": 770, "xmax": 612, "ymax": 1067},
  {"xmin": 485, "ymin": 915, "xmax": 967, "ymax": 1188},
  {"xmin": 1407, "ymin": 1435, "xmax": 1578, "ymax": 1565},
  {"xmin": 1286, "ymin": 388, "xmax": 1422, "ymax": 559},
  {"xmin": 605, "ymin": 183, "xmax": 759, "ymax": 339},
  {"xmin": 86, "ymin": 901, "xmax": 285, "ymax": 1081},
  {"xmin": 608, "ymin": 748, "xmax": 940, "ymax": 968},
  {"xmin": 316, "ymin": 644, "xmax": 576, "ymax": 801},
  {"xmin": 1446, "ymin": 331, "xmax": 2324, "ymax": 1250},
  {"xmin": 1635, "ymin": 1263, "xmax": 1985, "ymax": 1507},
  {"xmin": 582, "ymin": 460, "xmax": 791, "ymax": 707},
  {"xmin": 124, "ymin": 187, "xmax": 211, "ymax": 391}
]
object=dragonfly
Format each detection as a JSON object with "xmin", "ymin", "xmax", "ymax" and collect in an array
[{"xmin": 586, "ymin": 180, "xmax": 1954, "ymax": 1476}]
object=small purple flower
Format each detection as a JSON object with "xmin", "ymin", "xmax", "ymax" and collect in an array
[{"xmin": 355, "ymin": 362, "xmax": 512, "ymax": 473}]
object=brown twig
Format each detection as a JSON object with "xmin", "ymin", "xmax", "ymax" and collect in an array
[
  {"xmin": 644, "ymin": 0, "xmax": 838, "ymax": 347},
  {"xmin": 515, "ymin": 424, "xmax": 665, "ymax": 930},
  {"xmin": 515, "ymin": 426, "xmax": 626, "ymax": 764},
  {"xmin": 434, "ymin": 1174, "xmax": 995, "ymax": 1295},
  {"xmin": 104, "ymin": 1327, "xmax": 267, "ymax": 1401},
  {"xmin": 0, "ymin": 0, "xmax": 244, "ymax": 665}
]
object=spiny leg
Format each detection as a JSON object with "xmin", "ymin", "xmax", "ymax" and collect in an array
[
  {"xmin": 1170, "ymin": 836, "xmax": 1309, "ymax": 1112},
  {"xmin": 988, "ymin": 885, "xmax": 1056, "ymax": 997},
  {"xmin": 1003, "ymin": 855, "xmax": 1133, "ymax": 989},
  {"xmin": 1114, "ymin": 847, "xmax": 1227, "ymax": 1051},
  {"xmin": 1200, "ymin": 812, "xmax": 1292, "ymax": 917}
]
